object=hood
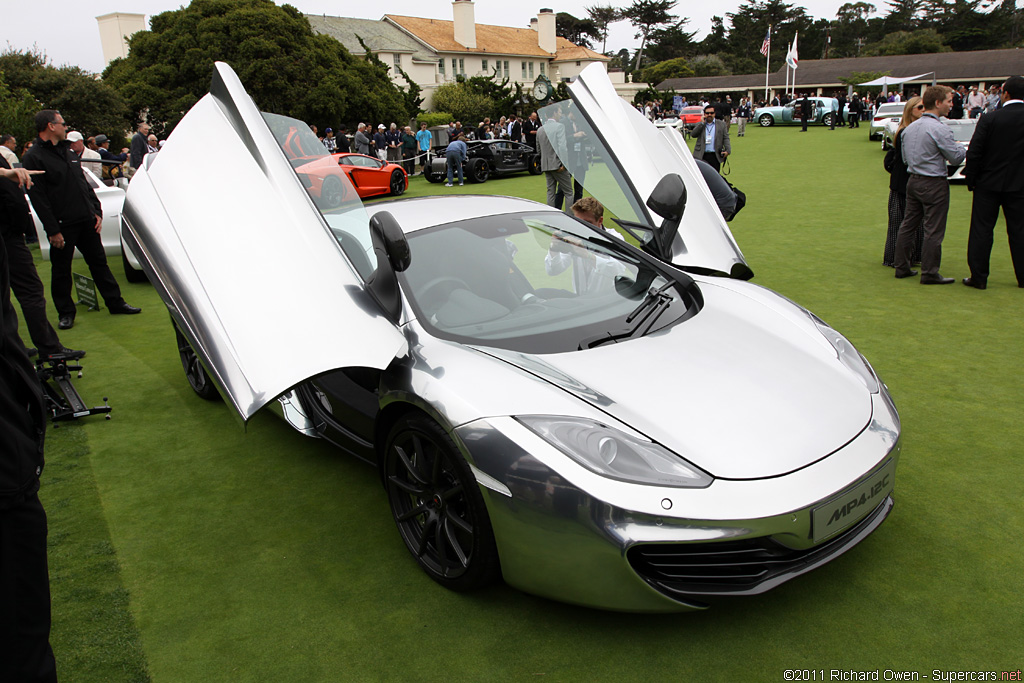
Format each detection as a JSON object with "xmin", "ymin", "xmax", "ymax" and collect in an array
[
  {"xmin": 122, "ymin": 62, "xmax": 405, "ymax": 420},
  {"xmin": 542, "ymin": 64, "xmax": 750, "ymax": 280},
  {"xmin": 480, "ymin": 281, "xmax": 872, "ymax": 480}
]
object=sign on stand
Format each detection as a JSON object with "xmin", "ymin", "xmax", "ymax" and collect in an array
[{"xmin": 73, "ymin": 272, "xmax": 101, "ymax": 311}]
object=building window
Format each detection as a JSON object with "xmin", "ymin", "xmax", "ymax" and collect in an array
[
  {"xmin": 394, "ymin": 54, "xmax": 401, "ymax": 69},
  {"xmin": 459, "ymin": 58, "xmax": 465, "ymax": 74},
  {"xmin": 504, "ymin": 60, "xmax": 509, "ymax": 78},
  {"xmin": 540, "ymin": 62, "xmax": 546, "ymax": 76},
  {"xmin": 522, "ymin": 61, "xmax": 527, "ymax": 79},
  {"xmin": 529, "ymin": 62, "xmax": 534, "ymax": 79},
  {"xmin": 438, "ymin": 58, "xmax": 445, "ymax": 74},
  {"xmin": 452, "ymin": 58, "xmax": 458, "ymax": 76},
  {"xmin": 576, "ymin": 61, "xmax": 581, "ymax": 66},
  {"xmin": 482, "ymin": 58, "xmax": 488, "ymax": 73}
]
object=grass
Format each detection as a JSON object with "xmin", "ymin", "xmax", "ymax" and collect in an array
[{"xmin": 25, "ymin": 121, "xmax": 1023, "ymax": 682}]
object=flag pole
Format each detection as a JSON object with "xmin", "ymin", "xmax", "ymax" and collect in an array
[{"xmin": 764, "ymin": 25, "xmax": 772, "ymax": 104}]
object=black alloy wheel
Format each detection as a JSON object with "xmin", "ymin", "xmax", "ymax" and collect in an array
[
  {"xmin": 122, "ymin": 249, "xmax": 147, "ymax": 283},
  {"xmin": 389, "ymin": 169, "xmax": 406, "ymax": 196},
  {"xmin": 321, "ymin": 176, "xmax": 345, "ymax": 209},
  {"xmin": 528, "ymin": 155, "xmax": 542, "ymax": 175},
  {"xmin": 174, "ymin": 325, "xmax": 220, "ymax": 401},
  {"xmin": 383, "ymin": 414, "xmax": 500, "ymax": 591},
  {"xmin": 758, "ymin": 114, "xmax": 774, "ymax": 127},
  {"xmin": 468, "ymin": 158, "xmax": 490, "ymax": 184}
]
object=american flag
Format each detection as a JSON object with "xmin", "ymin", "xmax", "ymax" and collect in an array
[{"xmin": 760, "ymin": 29, "xmax": 771, "ymax": 57}]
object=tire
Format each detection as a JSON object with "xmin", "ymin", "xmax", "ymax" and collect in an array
[
  {"xmin": 881, "ymin": 136, "xmax": 890, "ymax": 151},
  {"xmin": 383, "ymin": 414, "xmax": 500, "ymax": 591},
  {"xmin": 122, "ymin": 249, "xmax": 147, "ymax": 283},
  {"xmin": 822, "ymin": 113, "xmax": 833, "ymax": 127},
  {"xmin": 424, "ymin": 165, "xmax": 441, "ymax": 183},
  {"xmin": 527, "ymin": 155, "xmax": 542, "ymax": 175},
  {"xmin": 174, "ymin": 325, "xmax": 220, "ymax": 401},
  {"xmin": 467, "ymin": 158, "xmax": 489, "ymax": 184},
  {"xmin": 389, "ymin": 169, "xmax": 406, "ymax": 196},
  {"xmin": 321, "ymin": 176, "xmax": 344, "ymax": 209},
  {"xmin": 758, "ymin": 114, "xmax": 774, "ymax": 127}
]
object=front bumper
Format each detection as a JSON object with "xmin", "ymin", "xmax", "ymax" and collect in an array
[{"xmin": 454, "ymin": 391, "xmax": 900, "ymax": 612}]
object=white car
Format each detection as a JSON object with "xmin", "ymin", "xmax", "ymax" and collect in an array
[
  {"xmin": 653, "ymin": 116, "xmax": 684, "ymax": 133},
  {"xmin": 882, "ymin": 118, "xmax": 901, "ymax": 151},
  {"xmin": 30, "ymin": 167, "xmax": 146, "ymax": 282},
  {"xmin": 870, "ymin": 102, "xmax": 905, "ymax": 141},
  {"xmin": 944, "ymin": 119, "xmax": 977, "ymax": 181}
]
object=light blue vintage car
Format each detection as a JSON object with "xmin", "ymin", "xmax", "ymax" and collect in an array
[{"xmin": 755, "ymin": 97, "xmax": 852, "ymax": 127}]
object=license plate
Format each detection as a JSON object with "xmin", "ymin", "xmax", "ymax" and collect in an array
[{"xmin": 812, "ymin": 460, "xmax": 895, "ymax": 543}]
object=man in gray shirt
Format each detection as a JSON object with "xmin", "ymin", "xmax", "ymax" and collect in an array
[{"xmin": 893, "ymin": 85, "xmax": 966, "ymax": 284}]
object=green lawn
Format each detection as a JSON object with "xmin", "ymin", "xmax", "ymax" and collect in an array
[{"xmin": 27, "ymin": 122, "xmax": 1023, "ymax": 682}]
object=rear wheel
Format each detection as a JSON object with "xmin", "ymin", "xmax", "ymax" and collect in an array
[
  {"xmin": 822, "ymin": 113, "xmax": 833, "ymax": 127},
  {"xmin": 321, "ymin": 176, "xmax": 344, "ymax": 208},
  {"xmin": 383, "ymin": 414, "xmax": 500, "ymax": 591},
  {"xmin": 527, "ymin": 155, "xmax": 542, "ymax": 175},
  {"xmin": 424, "ymin": 164, "xmax": 441, "ymax": 183},
  {"xmin": 389, "ymin": 169, "xmax": 406, "ymax": 196},
  {"xmin": 174, "ymin": 325, "xmax": 219, "ymax": 401},
  {"xmin": 468, "ymin": 158, "xmax": 490, "ymax": 184},
  {"xmin": 122, "ymin": 249, "xmax": 147, "ymax": 283},
  {"xmin": 758, "ymin": 114, "xmax": 774, "ymax": 127}
]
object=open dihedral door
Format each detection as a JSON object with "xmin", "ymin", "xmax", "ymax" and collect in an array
[
  {"xmin": 548, "ymin": 63, "xmax": 753, "ymax": 280},
  {"xmin": 122, "ymin": 62, "xmax": 406, "ymax": 421}
]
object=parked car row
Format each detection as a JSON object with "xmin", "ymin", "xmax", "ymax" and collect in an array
[
  {"xmin": 754, "ymin": 97, "xmax": 852, "ymax": 127},
  {"xmin": 424, "ymin": 139, "xmax": 541, "ymax": 184}
]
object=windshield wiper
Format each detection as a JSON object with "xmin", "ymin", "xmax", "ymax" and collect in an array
[{"xmin": 625, "ymin": 281, "xmax": 675, "ymax": 325}]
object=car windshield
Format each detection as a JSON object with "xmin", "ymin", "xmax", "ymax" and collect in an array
[
  {"xmin": 946, "ymin": 120, "xmax": 976, "ymax": 142},
  {"xmin": 877, "ymin": 103, "xmax": 904, "ymax": 115},
  {"xmin": 262, "ymin": 112, "xmax": 377, "ymax": 281},
  {"xmin": 399, "ymin": 211, "xmax": 694, "ymax": 353}
]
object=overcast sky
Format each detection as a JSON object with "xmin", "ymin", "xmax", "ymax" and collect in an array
[{"xmin": 5, "ymin": 0, "xmax": 854, "ymax": 75}]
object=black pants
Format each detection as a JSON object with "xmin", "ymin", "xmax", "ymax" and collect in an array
[
  {"xmin": 2, "ymin": 231, "xmax": 62, "ymax": 354},
  {"xmin": 702, "ymin": 152, "xmax": 721, "ymax": 173},
  {"xmin": 48, "ymin": 219, "xmax": 124, "ymax": 319},
  {"xmin": 895, "ymin": 175, "xmax": 950, "ymax": 278},
  {"xmin": 967, "ymin": 188, "xmax": 1024, "ymax": 286},
  {"xmin": 0, "ymin": 491, "xmax": 58, "ymax": 683}
]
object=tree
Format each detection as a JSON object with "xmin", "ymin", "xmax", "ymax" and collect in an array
[
  {"xmin": 586, "ymin": 5, "xmax": 622, "ymax": 53},
  {"xmin": 863, "ymin": 28, "xmax": 951, "ymax": 54},
  {"xmin": 556, "ymin": 13, "xmax": 601, "ymax": 49},
  {"xmin": 690, "ymin": 55, "xmax": 731, "ymax": 77},
  {"xmin": 644, "ymin": 19, "xmax": 698, "ymax": 62},
  {"xmin": 638, "ymin": 57, "xmax": 695, "ymax": 85},
  {"xmin": 102, "ymin": 0, "xmax": 408, "ymax": 137},
  {"xmin": 431, "ymin": 82, "xmax": 495, "ymax": 124},
  {"xmin": 0, "ymin": 49, "xmax": 129, "ymax": 145},
  {"xmin": 621, "ymin": 0, "xmax": 679, "ymax": 70},
  {"xmin": 0, "ymin": 71, "xmax": 39, "ymax": 146}
]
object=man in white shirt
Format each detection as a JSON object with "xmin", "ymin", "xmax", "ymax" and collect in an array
[
  {"xmin": 67, "ymin": 131, "xmax": 102, "ymax": 177},
  {"xmin": 0, "ymin": 135, "xmax": 18, "ymax": 166},
  {"xmin": 545, "ymin": 197, "xmax": 628, "ymax": 295}
]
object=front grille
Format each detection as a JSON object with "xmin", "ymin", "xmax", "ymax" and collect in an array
[{"xmin": 626, "ymin": 498, "xmax": 889, "ymax": 597}]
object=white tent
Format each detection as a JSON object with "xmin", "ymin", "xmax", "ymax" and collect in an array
[{"xmin": 858, "ymin": 72, "xmax": 936, "ymax": 94}]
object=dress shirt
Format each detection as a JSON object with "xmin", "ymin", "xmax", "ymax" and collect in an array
[
  {"xmin": 900, "ymin": 112, "xmax": 966, "ymax": 177},
  {"xmin": 704, "ymin": 120, "xmax": 716, "ymax": 148}
]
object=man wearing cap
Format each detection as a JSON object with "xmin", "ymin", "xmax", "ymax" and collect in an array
[
  {"xmin": 129, "ymin": 122, "xmax": 151, "ymax": 171},
  {"xmin": 322, "ymin": 127, "xmax": 337, "ymax": 153},
  {"xmin": 22, "ymin": 110, "xmax": 141, "ymax": 330},
  {"xmin": 67, "ymin": 131, "xmax": 101, "ymax": 177},
  {"xmin": 373, "ymin": 124, "xmax": 387, "ymax": 161}
]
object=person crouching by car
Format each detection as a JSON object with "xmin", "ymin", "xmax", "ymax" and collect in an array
[{"xmin": 445, "ymin": 134, "xmax": 467, "ymax": 187}]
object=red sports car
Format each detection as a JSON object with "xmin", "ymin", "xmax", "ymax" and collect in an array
[
  {"xmin": 679, "ymin": 106, "xmax": 705, "ymax": 131},
  {"xmin": 269, "ymin": 123, "xmax": 407, "ymax": 209}
]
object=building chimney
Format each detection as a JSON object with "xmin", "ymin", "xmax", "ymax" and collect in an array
[
  {"xmin": 537, "ymin": 9, "xmax": 556, "ymax": 53},
  {"xmin": 96, "ymin": 12, "xmax": 147, "ymax": 67},
  {"xmin": 453, "ymin": 0, "xmax": 476, "ymax": 49},
  {"xmin": 530, "ymin": 18, "xmax": 538, "ymax": 31}
]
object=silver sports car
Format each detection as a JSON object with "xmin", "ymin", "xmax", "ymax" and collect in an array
[{"xmin": 122, "ymin": 63, "xmax": 901, "ymax": 612}]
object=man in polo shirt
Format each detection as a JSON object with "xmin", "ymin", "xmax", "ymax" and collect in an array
[{"xmin": 893, "ymin": 85, "xmax": 966, "ymax": 284}]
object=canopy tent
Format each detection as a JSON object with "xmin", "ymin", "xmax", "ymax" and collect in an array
[{"xmin": 857, "ymin": 72, "xmax": 936, "ymax": 94}]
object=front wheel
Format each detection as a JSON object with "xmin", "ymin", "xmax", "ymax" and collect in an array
[
  {"xmin": 174, "ymin": 324, "xmax": 219, "ymax": 401},
  {"xmin": 383, "ymin": 414, "xmax": 500, "ymax": 591},
  {"xmin": 758, "ymin": 114, "xmax": 774, "ymax": 127},
  {"xmin": 468, "ymin": 158, "xmax": 490, "ymax": 184},
  {"xmin": 527, "ymin": 155, "xmax": 542, "ymax": 175},
  {"xmin": 389, "ymin": 169, "xmax": 406, "ymax": 196},
  {"xmin": 822, "ymin": 113, "xmax": 833, "ymax": 127}
]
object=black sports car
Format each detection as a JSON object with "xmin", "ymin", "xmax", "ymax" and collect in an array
[{"xmin": 425, "ymin": 139, "xmax": 542, "ymax": 184}]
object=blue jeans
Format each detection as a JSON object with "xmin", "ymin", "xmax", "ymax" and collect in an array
[{"xmin": 446, "ymin": 152, "xmax": 463, "ymax": 184}]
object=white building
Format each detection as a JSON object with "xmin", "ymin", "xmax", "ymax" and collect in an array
[{"xmin": 307, "ymin": 2, "xmax": 632, "ymax": 110}]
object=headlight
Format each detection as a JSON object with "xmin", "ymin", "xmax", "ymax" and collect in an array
[
  {"xmin": 516, "ymin": 416, "xmax": 713, "ymax": 488},
  {"xmin": 808, "ymin": 312, "xmax": 879, "ymax": 394}
]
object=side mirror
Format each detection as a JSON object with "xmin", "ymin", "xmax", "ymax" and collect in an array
[
  {"xmin": 645, "ymin": 173, "xmax": 687, "ymax": 261},
  {"xmin": 646, "ymin": 173, "xmax": 687, "ymax": 221},
  {"xmin": 365, "ymin": 211, "xmax": 411, "ymax": 322}
]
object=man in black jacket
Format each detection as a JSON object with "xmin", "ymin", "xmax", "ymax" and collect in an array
[
  {"xmin": 962, "ymin": 75, "xmax": 1024, "ymax": 289},
  {"xmin": 22, "ymin": 110, "xmax": 140, "ymax": 330},
  {"xmin": 0, "ymin": 155, "xmax": 84, "ymax": 359},
  {"xmin": 0, "ymin": 164, "xmax": 59, "ymax": 683},
  {"xmin": 128, "ymin": 122, "xmax": 151, "ymax": 171}
]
